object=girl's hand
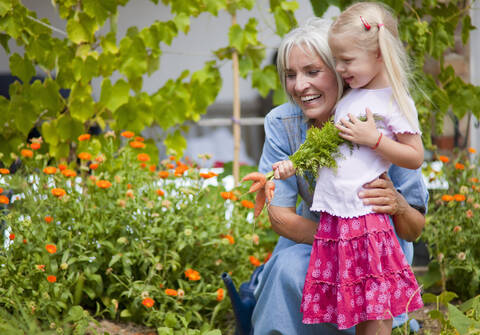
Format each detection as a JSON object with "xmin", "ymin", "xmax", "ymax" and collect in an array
[
  {"xmin": 336, "ymin": 108, "xmax": 380, "ymax": 147},
  {"xmin": 272, "ymin": 160, "xmax": 295, "ymax": 180}
]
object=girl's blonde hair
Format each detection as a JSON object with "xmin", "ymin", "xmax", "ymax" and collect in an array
[
  {"xmin": 329, "ymin": 2, "xmax": 418, "ymax": 130},
  {"xmin": 277, "ymin": 17, "xmax": 343, "ymax": 104}
]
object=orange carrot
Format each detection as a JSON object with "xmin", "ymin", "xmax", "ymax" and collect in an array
[
  {"xmin": 242, "ymin": 172, "xmax": 267, "ymax": 194},
  {"xmin": 265, "ymin": 180, "xmax": 275, "ymax": 204},
  {"xmin": 254, "ymin": 188, "xmax": 266, "ymax": 218}
]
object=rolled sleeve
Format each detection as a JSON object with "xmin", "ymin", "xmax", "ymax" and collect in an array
[{"xmin": 388, "ymin": 165, "xmax": 429, "ymax": 213}]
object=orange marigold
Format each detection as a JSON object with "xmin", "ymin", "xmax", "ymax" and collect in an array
[
  {"xmin": 0, "ymin": 187, "xmax": 3, "ymax": 193},
  {"xmin": 0, "ymin": 168, "xmax": 9, "ymax": 174},
  {"xmin": 169, "ymin": 155, "xmax": 176, "ymax": 161},
  {"xmin": 126, "ymin": 190, "xmax": 134, "ymax": 198},
  {"xmin": 45, "ymin": 244, "xmax": 57, "ymax": 254},
  {"xmin": 142, "ymin": 297, "xmax": 154, "ymax": 308},
  {"xmin": 470, "ymin": 177, "xmax": 479, "ymax": 183},
  {"xmin": 453, "ymin": 225, "xmax": 462, "ymax": 233},
  {"xmin": 137, "ymin": 153, "xmax": 150, "ymax": 162},
  {"xmin": 200, "ymin": 171, "xmax": 218, "ymax": 179},
  {"xmin": 47, "ymin": 275, "xmax": 56, "ymax": 283},
  {"xmin": 0, "ymin": 195, "xmax": 9, "ymax": 204},
  {"xmin": 438, "ymin": 155, "xmax": 450, "ymax": 163},
  {"xmin": 96, "ymin": 180, "xmax": 112, "ymax": 189},
  {"xmin": 9, "ymin": 233, "xmax": 15, "ymax": 240},
  {"xmin": 216, "ymin": 288, "xmax": 224, "ymax": 301},
  {"xmin": 58, "ymin": 164, "xmax": 67, "ymax": 171},
  {"xmin": 174, "ymin": 164, "xmax": 189, "ymax": 177},
  {"xmin": 156, "ymin": 189, "xmax": 165, "ymax": 197},
  {"xmin": 78, "ymin": 133, "xmax": 91, "ymax": 141},
  {"xmin": 129, "ymin": 141, "xmax": 145, "ymax": 149},
  {"xmin": 51, "ymin": 188, "xmax": 66, "ymax": 197},
  {"xmin": 468, "ymin": 147, "xmax": 476, "ymax": 154},
  {"xmin": 454, "ymin": 194, "xmax": 466, "ymax": 202},
  {"xmin": 149, "ymin": 165, "xmax": 156, "ymax": 172},
  {"xmin": 441, "ymin": 194, "xmax": 454, "ymax": 202},
  {"xmin": 89, "ymin": 163, "xmax": 99, "ymax": 170},
  {"xmin": 78, "ymin": 152, "xmax": 92, "ymax": 161},
  {"xmin": 165, "ymin": 289, "xmax": 178, "ymax": 296},
  {"xmin": 43, "ymin": 166, "xmax": 57, "ymax": 174},
  {"xmin": 220, "ymin": 191, "xmax": 237, "ymax": 201},
  {"xmin": 62, "ymin": 169, "xmax": 77, "ymax": 178},
  {"xmin": 135, "ymin": 136, "xmax": 145, "ymax": 142},
  {"xmin": 184, "ymin": 268, "xmax": 201, "ymax": 281},
  {"xmin": 249, "ymin": 255, "xmax": 261, "ymax": 267},
  {"xmin": 44, "ymin": 216, "xmax": 53, "ymax": 223},
  {"xmin": 241, "ymin": 200, "xmax": 255, "ymax": 209},
  {"xmin": 158, "ymin": 171, "xmax": 169, "ymax": 179},
  {"xmin": 30, "ymin": 142, "xmax": 41, "ymax": 150},
  {"xmin": 121, "ymin": 131, "xmax": 135, "ymax": 138},
  {"xmin": 455, "ymin": 163, "xmax": 465, "ymax": 170},
  {"xmin": 22, "ymin": 239, "xmax": 27, "ymax": 244},
  {"xmin": 21, "ymin": 149, "xmax": 33, "ymax": 158},
  {"xmin": 36, "ymin": 264, "xmax": 45, "ymax": 271},
  {"xmin": 221, "ymin": 234, "xmax": 235, "ymax": 245}
]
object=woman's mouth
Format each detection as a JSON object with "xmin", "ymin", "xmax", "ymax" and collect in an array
[{"xmin": 300, "ymin": 94, "xmax": 322, "ymax": 103}]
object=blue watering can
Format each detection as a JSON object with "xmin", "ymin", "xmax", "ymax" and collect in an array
[{"xmin": 221, "ymin": 264, "xmax": 264, "ymax": 335}]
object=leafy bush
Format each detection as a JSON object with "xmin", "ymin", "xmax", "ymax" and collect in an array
[
  {"xmin": 421, "ymin": 148, "xmax": 480, "ymax": 300},
  {"xmin": 0, "ymin": 133, "xmax": 276, "ymax": 333}
]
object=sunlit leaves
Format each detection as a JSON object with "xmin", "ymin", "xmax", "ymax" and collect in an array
[
  {"xmin": 271, "ymin": 0, "xmax": 298, "ymax": 37},
  {"xmin": 164, "ymin": 129, "xmax": 187, "ymax": 158},
  {"xmin": 100, "ymin": 78, "xmax": 130, "ymax": 112},
  {"xmin": 9, "ymin": 53, "xmax": 34, "ymax": 84},
  {"xmin": 66, "ymin": 13, "xmax": 98, "ymax": 44},
  {"xmin": 251, "ymin": 65, "xmax": 279, "ymax": 97}
]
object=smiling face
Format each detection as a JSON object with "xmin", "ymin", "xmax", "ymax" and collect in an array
[
  {"xmin": 285, "ymin": 44, "xmax": 339, "ymax": 123},
  {"xmin": 329, "ymin": 35, "xmax": 388, "ymax": 90}
]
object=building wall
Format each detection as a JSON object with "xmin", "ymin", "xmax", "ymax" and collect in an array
[{"xmin": 470, "ymin": 1, "xmax": 480, "ymax": 153}]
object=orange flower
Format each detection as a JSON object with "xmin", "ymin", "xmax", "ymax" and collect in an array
[
  {"xmin": 78, "ymin": 134, "xmax": 91, "ymax": 141},
  {"xmin": 216, "ymin": 288, "xmax": 224, "ymax": 301},
  {"xmin": 95, "ymin": 155, "xmax": 105, "ymax": 163},
  {"xmin": 121, "ymin": 131, "xmax": 135, "ymax": 138},
  {"xmin": 149, "ymin": 165, "xmax": 156, "ymax": 172},
  {"xmin": 45, "ymin": 244, "xmax": 57, "ymax": 254},
  {"xmin": 43, "ymin": 166, "xmax": 57, "ymax": 174},
  {"xmin": 166, "ymin": 163, "xmax": 175, "ymax": 169},
  {"xmin": 200, "ymin": 171, "xmax": 218, "ymax": 179},
  {"xmin": 174, "ymin": 164, "xmax": 189, "ymax": 177},
  {"xmin": 241, "ymin": 200, "xmax": 255, "ymax": 209},
  {"xmin": 468, "ymin": 147, "xmax": 476, "ymax": 154},
  {"xmin": 220, "ymin": 191, "xmax": 237, "ymax": 201},
  {"xmin": 9, "ymin": 233, "xmax": 15, "ymax": 240},
  {"xmin": 453, "ymin": 225, "xmax": 462, "ymax": 233},
  {"xmin": 454, "ymin": 194, "xmax": 466, "ymax": 202},
  {"xmin": 249, "ymin": 255, "xmax": 261, "ymax": 267},
  {"xmin": 22, "ymin": 239, "xmax": 27, "ymax": 244},
  {"xmin": 137, "ymin": 153, "xmax": 150, "ymax": 162},
  {"xmin": 438, "ymin": 155, "xmax": 450, "ymax": 163},
  {"xmin": 36, "ymin": 264, "xmax": 45, "ymax": 271},
  {"xmin": 51, "ymin": 188, "xmax": 66, "ymax": 197},
  {"xmin": 441, "ymin": 194, "xmax": 453, "ymax": 202},
  {"xmin": 165, "ymin": 289, "xmax": 178, "ymax": 296},
  {"xmin": 158, "ymin": 171, "xmax": 169, "ymax": 179},
  {"xmin": 62, "ymin": 169, "xmax": 77, "ymax": 178},
  {"xmin": 0, "ymin": 187, "xmax": 3, "ymax": 193},
  {"xmin": 264, "ymin": 251, "xmax": 273, "ymax": 263},
  {"xmin": 455, "ymin": 163, "xmax": 465, "ymax": 170},
  {"xmin": 0, "ymin": 195, "xmax": 9, "ymax": 204},
  {"xmin": 142, "ymin": 297, "xmax": 154, "ymax": 308},
  {"xmin": 78, "ymin": 152, "xmax": 92, "ymax": 161},
  {"xmin": 139, "ymin": 163, "xmax": 147, "ymax": 169},
  {"xmin": 135, "ymin": 136, "xmax": 145, "ymax": 142},
  {"xmin": 0, "ymin": 168, "xmax": 9, "ymax": 174},
  {"xmin": 184, "ymin": 268, "xmax": 201, "ymax": 281},
  {"xmin": 466, "ymin": 209, "xmax": 473, "ymax": 218},
  {"xmin": 126, "ymin": 190, "xmax": 134, "ymax": 198},
  {"xmin": 470, "ymin": 177, "xmax": 479, "ymax": 183},
  {"xmin": 169, "ymin": 156, "xmax": 176, "ymax": 161},
  {"xmin": 44, "ymin": 216, "xmax": 53, "ymax": 223},
  {"xmin": 58, "ymin": 164, "xmax": 67, "ymax": 171},
  {"xmin": 156, "ymin": 189, "xmax": 165, "ymax": 197},
  {"xmin": 221, "ymin": 234, "xmax": 235, "ymax": 245},
  {"xmin": 89, "ymin": 163, "xmax": 99, "ymax": 170},
  {"xmin": 129, "ymin": 141, "xmax": 145, "ymax": 149},
  {"xmin": 21, "ymin": 149, "xmax": 33, "ymax": 158},
  {"xmin": 96, "ymin": 180, "xmax": 112, "ymax": 189},
  {"xmin": 47, "ymin": 275, "xmax": 56, "ymax": 283},
  {"xmin": 30, "ymin": 142, "xmax": 41, "ymax": 150},
  {"xmin": 127, "ymin": 183, "xmax": 132, "ymax": 189}
]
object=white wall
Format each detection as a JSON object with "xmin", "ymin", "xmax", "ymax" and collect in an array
[{"xmin": 470, "ymin": 1, "xmax": 480, "ymax": 152}]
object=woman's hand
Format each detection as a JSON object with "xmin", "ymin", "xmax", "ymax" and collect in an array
[
  {"xmin": 336, "ymin": 108, "xmax": 380, "ymax": 148},
  {"xmin": 272, "ymin": 160, "xmax": 296, "ymax": 180},
  {"xmin": 358, "ymin": 172, "xmax": 424, "ymax": 241}
]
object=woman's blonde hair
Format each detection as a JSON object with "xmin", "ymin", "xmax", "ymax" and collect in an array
[
  {"xmin": 277, "ymin": 17, "xmax": 343, "ymax": 104},
  {"xmin": 329, "ymin": 2, "xmax": 418, "ymax": 129}
]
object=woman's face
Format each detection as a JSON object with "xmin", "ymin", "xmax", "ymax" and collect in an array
[{"xmin": 285, "ymin": 45, "xmax": 339, "ymax": 123}]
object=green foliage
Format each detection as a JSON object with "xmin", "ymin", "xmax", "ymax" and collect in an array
[
  {"xmin": 310, "ymin": 0, "xmax": 479, "ymax": 149},
  {"xmin": 421, "ymin": 149, "xmax": 480, "ymax": 300},
  {"xmin": 0, "ymin": 132, "xmax": 276, "ymax": 331}
]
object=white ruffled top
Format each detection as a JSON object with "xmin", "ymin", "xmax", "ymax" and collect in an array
[{"xmin": 310, "ymin": 87, "xmax": 421, "ymax": 218}]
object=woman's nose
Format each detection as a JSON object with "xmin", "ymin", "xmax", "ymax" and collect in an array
[{"xmin": 294, "ymin": 74, "xmax": 309, "ymax": 92}]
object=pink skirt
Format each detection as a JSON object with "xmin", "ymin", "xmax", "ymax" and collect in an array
[{"xmin": 301, "ymin": 212, "xmax": 423, "ymax": 329}]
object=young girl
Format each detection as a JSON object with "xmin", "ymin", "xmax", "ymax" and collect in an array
[{"xmin": 274, "ymin": 3, "xmax": 424, "ymax": 334}]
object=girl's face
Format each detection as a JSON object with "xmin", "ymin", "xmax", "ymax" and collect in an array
[
  {"xmin": 285, "ymin": 45, "xmax": 339, "ymax": 123},
  {"xmin": 330, "ymin": 36, "xmax": 388, "ymax": 90}
]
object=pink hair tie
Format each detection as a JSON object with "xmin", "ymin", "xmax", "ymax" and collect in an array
[
  {"xmin": 378, "ymin": 23, "xmax": 384, "ymax": 28},
  {"xmin": 360, "ymin": 16, "xmax": 371, "ymax": 30}
]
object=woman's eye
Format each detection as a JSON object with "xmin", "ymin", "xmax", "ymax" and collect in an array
[
  {"xmin": 286, "ymin": 73, "xmax": 296, "ymax": 78},
  {"xmin": 308, "ymin": 70, "xmax": 319, "ymax": 75}
]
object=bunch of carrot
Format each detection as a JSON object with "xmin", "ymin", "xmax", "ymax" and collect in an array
[{"xmin": 241, "ymin": 171, "xmax": 275, "ymax": 218}]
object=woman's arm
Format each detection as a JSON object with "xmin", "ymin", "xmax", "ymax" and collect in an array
[
  {"xmin": 267, "ymin": 206, "xmax": 318, "ymax": 244},
  {"xmin": 358, "ymin": 173, "xmax": 425, "ymax": 241}
]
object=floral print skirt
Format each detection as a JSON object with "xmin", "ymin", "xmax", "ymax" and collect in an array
[{"xmin": 301, "ymin": 212, "xmax": 423, "ymax": 329}]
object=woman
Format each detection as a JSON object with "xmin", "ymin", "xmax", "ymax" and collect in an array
[{"xmin": 250, "ymin": 18, "xmax": 428, "ymax": 334}]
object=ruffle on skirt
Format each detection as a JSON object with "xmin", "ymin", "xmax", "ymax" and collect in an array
[{"xmin": 301, "ymin": 212, "xmax": 423, "ymax": 329}]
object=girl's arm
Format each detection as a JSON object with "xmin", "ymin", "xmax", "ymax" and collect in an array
[
  {"xmin": 336, "ymin": 108, "xmax": 424, "ymax": 169},
  {"xmin": 272, "ymin": 160, "xmax": 296, "ymax": 180}
]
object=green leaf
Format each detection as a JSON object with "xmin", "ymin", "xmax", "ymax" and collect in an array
[
  {"xmin": 309, "ymin": 0, "xmax": 335, "ymax": 17},
  {"xmin": 229, "ymin": 24, "xmax": 244, "ymax": 53},
  {"xmin": 448, "ymin": 303, "xmax": 480, "ymax": 335},
  {"xmin": 251, "ymin": 65, "xmax": 278, "ymax": 97},
  {"xmin": 0, "ymin": 33, "xmax": 10, "ymax": 53},
  {"xmin": 9, "ymin": 53, "xmax": 35, "ymax": 84},
  {"xmin": 174, "ymin": 13, "xmax": 190, "ymax": 34},
  {"xmin": 120, "ymin": 309, "xmax": 131, "ymax": 318},
  {"xmin": 66, "ymin": 306, "xmax": 85, "ymax": 322},
  {"xmin": 66, "ymin": 18, "xmax": 90, "ymax": 44},
  {"xmin": 9, "ymin": 94, "xmax": 36, "ymax": 136},
  {"xmin": 100, "ymin": 78, "xmax": 130, "ymax": 112},
  {"xmin": 164, "ymin": 129, "xmax": 187, "ymax": 157},
  {"xmin": 164, "ymin": 312, "xmax": 178, "ymax": 328},
  {"xmin": 57, "ymin": 114, "xmax": 84, "ymax": 141},
  {"xmin": 204, "ymin": 0, "xmax": 226, "ymax": 15},
  {"xmin": 41, "ymin": 120, "xmax": 59, "ymax": 146},
  {"xmin": 101, "ymin": 32, "xmax": 119, "ymax": 54},
  {"xmin": 0, "ymin": 0, "xmax": 13, "ymax": 16}
]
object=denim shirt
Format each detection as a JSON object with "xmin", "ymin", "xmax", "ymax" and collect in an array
[{"xmin": 258, "ymin": 102, "xmax": 429, "ymax": 262}]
